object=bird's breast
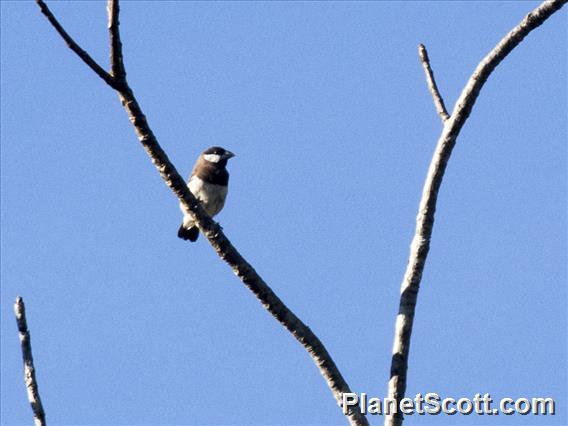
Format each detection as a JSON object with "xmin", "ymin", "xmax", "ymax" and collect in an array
[{"xmin": 188, "ymin": 176, "xmax": 228, "ymax": 217}]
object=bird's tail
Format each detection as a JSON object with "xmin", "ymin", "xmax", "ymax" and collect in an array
[{"xmin": 178, "ymin": 224, "xmax": 199, "ymax": 242}]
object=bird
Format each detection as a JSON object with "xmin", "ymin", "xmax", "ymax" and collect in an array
[{"xmin": 178, "ymin": 146, "xmax": 235, "ymax": 242}]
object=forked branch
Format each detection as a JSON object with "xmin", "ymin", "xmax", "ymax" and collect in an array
[
  {"xmin": 34, "ymin": 1, "xmax": 368, "ymax": 424},
  {"xmin": 36, "ymin": 0, "xmax": 118, "ymax": 89},
  {"xmin": 386, "ymin": 2, "xmax": 567, "ymax": 426},
  {"xmin": 15, "ymin": 297, "xmax": 46, "ymax": 426}
]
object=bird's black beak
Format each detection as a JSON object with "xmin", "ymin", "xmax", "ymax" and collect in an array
[{"xmin": 224, "ymin": 151, "xmax": 235, "ymax": 159}]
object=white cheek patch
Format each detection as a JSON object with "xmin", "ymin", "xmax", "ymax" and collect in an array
[{"xmin": 203, "ymin": 153, "xmax": 222, "ymax": 163}]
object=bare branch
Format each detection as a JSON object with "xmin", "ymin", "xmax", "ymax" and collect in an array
[
  {"xmin": 35, "ymin": 0, "xmax": 120, "ymax": 90},
  {"xmin": 35, "ymin": 1, "xmax": 369, "ymax": 424},
  {"xmin": 111, "ymin": 22, "xmax": 370, "ymax": 426},
  {"xmin": 418, "ymin": 43, "xmax": 450, "ymax": 123},
  {"xmin": 386, "ymin": 1, "xmax": 567, "ymax": 426},
  {"xmin": 107, "ymin": 0, "xmax": 126, "ymax": 82},
  {"xmin": 14, "ymin": 297, "xmax": 46, "ymax": 426}
]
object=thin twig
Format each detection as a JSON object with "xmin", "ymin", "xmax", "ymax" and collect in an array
[
  {"xmin": 418, "ymin": 43, "xmax": 450, "ymax": 123},
  {"xmin": 14, "ymin": 297, "xmax": 46, "ymax": 426},
  {"xmin": 35, "ymin": 0, "xmax": 119, "ymax": 90},
  {"xmin": 107, "ymin": 0, "xmax": 126, "ymax": 81},
  {"xmin": 386, "ymin": 2, "xmax": 567, "ymax": 426},
  {"xmin": 35, "ymin": 1, "xmax": 369, "ymax": 424}
]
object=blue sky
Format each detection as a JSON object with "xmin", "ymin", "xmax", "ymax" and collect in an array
[{"xmin": 1, "ymin": 1, "xmax": 566, "ymax": 425}]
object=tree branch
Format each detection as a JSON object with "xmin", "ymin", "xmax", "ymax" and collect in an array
[
  {"xmin": 386, "ymin": 1, "xmax": 567, "ymax": 426},
  {"xmin": 35, "ymin": 0, "xmax": 119, "ymax": 90},
  {"xmin": 14, "ymin": 297, "xmax": 46, "ymax": 426},
  {"xmin": 35, "ymin": 1, "xmax": 368, "ymax": 424},
  {"xmin": 418, "ymin": 43, "xmax": 450, "ymax": 123},
  {"xmin": 107, "ymin": 0, "xmax": 126, "ymax": 82}
]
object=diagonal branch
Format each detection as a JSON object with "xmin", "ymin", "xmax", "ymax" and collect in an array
[
  {"xmin": 35, "ymin": 1, "xmax": 368, "ymax": 424},
  {"xmin": 386, "ymin": 1, "xmax": 567, "ymax": 426},
  {"xmin": 418, "ymin": 43, "xmax": 450, "ymax": 123},
  {"xmin": 117, "ymin": 88, "xmax": 369, "ymax": 426},
  {"xmin": 35, "ymin": 0, "xmax": 119, "ymax": 90},
  {"xmin": 14, "ymin": 297, "xmax": 46, "ymax": 426}
]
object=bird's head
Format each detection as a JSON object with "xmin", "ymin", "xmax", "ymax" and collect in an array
[{"xmin": 201, "ymin": 146, "xmax": 235, "ymax": 166}]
